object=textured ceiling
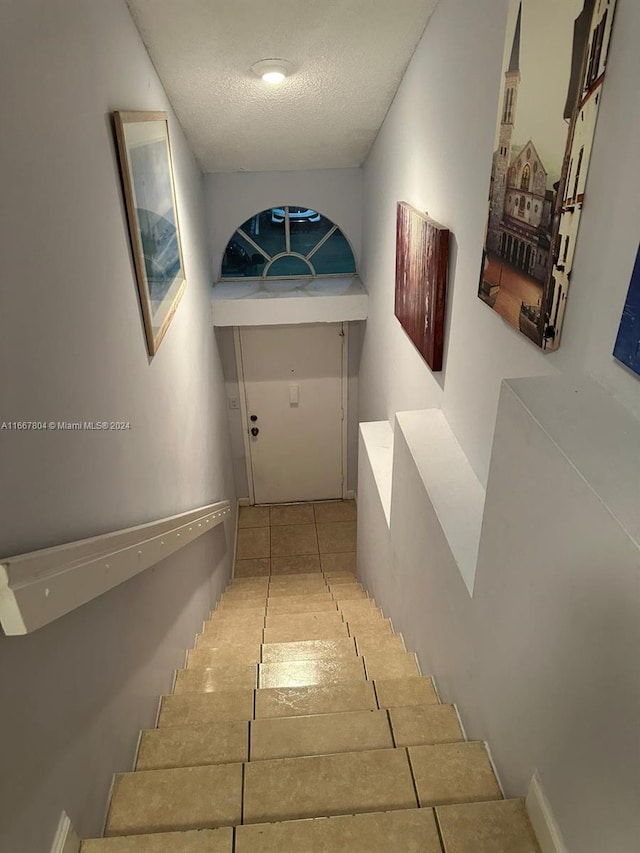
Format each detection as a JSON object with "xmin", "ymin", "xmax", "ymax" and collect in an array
[{"xmin": 127, "ymin": 0, "xmax": 439, "ymax": 173}]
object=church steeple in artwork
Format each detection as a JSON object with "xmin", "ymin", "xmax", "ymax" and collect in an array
[{"xmin": 488, "ymin": 3, "xmax": 522, "ymax": 251}]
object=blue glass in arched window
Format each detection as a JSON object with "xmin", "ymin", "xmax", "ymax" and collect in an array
[{"xmin": 220, "ymin": 206, "xmax": 356, "ymax": 279}]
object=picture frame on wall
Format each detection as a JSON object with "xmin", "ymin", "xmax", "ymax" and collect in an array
[
  {"xmin": 478, "ymin": 0, "xmax": 617, "ymax": 351},
  {"xmin": 113, "ymin": 111, "xmax": 186, "ymax": 356},
  {"xmin": 613, "ymin": 245, "xmax": 640, "ymax": 378},
  {"xmin": 395, "ymin": 201, "xmax": 449, "ymax": 372}
]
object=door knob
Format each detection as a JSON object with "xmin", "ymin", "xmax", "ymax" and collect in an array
[{"xmin": 251, "ymin": 427, "xmax": 259, "ymax": 437}]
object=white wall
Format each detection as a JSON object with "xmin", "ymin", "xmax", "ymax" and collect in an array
[
  {"xmin": 0, "ymin": 2, "xmax": 236, "ymax": 849},
  {"xmin": 359, "ymin": 378, "xmax": 640, "ymax": 853},
  {"xmin": 359, "ymin": 0, "xmax": 640, "ymax": 485},
  {"xmin": 206, "ymin": 169, "xmax": 364, "ymax": 495}
]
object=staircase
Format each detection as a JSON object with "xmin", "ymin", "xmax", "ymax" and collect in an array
[{"xmin": 81, "ymin": 501, "xmax": 541, "ymax": 852}]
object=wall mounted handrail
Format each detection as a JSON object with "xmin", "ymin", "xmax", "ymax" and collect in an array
[{"xmin": 0, "ymin": 500, "xmax": 231, "ymax": 636}]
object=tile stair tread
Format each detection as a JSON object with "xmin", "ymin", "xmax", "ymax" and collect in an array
[
  {"xmin": 81, "ymin": 828, "xmax": 234, "ymax": 852},
  {"xmin": 86, "ymin": 801, "xmax": 539, "ymax": 853},
  {"xmin": 87, "ymin": 509, "xmax": 542, "ymax": 853},
  {"xmin": 436, "ymin": 799, "xmax": 542, "ymax": 853},
  {"xmin": 243, "ymin": 747, "xmax": 418, "ymax": 824},
  {"xmin": 234, "ymin": 807, "xmax": 441, "ymax": 852},
  {"xmin": 258, "ymin": 657, "xmax": 366, "ymax": 689},
  {"xmin": 158, "ymin": 691, "xmax": 255, "ymax": 727},
  {"xmin": 136, "ymin": 722, "xmax": 249, "ymax": 771},
  {"xmin": 105, "ymin": 764, "xmax": 243, "ymax": 836},
  {"xmin": 249, "ymin": 708, "xmax": 394, "ymax": 761}
]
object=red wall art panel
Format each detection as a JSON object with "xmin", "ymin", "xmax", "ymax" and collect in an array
[{"xmin": 395, "ymin": 201, "xmax": 449, "ymax": 372}]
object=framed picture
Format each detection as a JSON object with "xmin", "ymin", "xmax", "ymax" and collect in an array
[
  {"xmin": 395, "ymin": 202, "xmax": 449, "ymax": 372},
  {"xmin": 478, "ymin": 0, "xmax": 617, "ymax": 350},
  {"xmin": 114, "ymin": 111, "xmax": 186, "ymax": 356},
  {"xmin": 613, "ymin": 246, "xmax": 640, "ymax": 378}
]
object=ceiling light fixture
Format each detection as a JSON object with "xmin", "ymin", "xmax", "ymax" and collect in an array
[{"xmin": 251, "ymin": 59, "xmax": 292, "ymax": 85}]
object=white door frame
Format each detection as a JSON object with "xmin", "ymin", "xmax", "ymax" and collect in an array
[{"xmin": 234, "ymin": 323, "xmax": 349, "ymax": 505}]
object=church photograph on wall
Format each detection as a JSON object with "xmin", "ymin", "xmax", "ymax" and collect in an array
[{"xmin": 479, "ymin": 0, "xmax": 617, "ymax": 350}]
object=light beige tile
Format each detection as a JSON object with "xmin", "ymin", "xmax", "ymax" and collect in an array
[
  {"xmin": 268, "ymin": 573, "xmax": 326, "ymax": 588},
  {"xmin": 206, "ymin": 608, "xmax": 266, "ymax": 625},
  {"xmin": 313, "ymin": 500, "xmax": 357, "ymax": 523},
  {"xmin": 255, "ymin": 681, "xmax": 378, "ymax": 719},
  {"xmin": 250, "ymin": 708, "xmax": 393, "ymax": 761},
  {"xmin": 234, "ymin": 558, "xmax": 271, "ymax": 578},
  {"xmin": 347, "ymin": 618, "xmax": 394, "ymax": 637},
  {"xmin": 270, "ymin": 554, "xmax": 322, "ymax": 574},
  {"xmin": 267, "ymin": 600, "xmax": 338, "ymax": 615},
  {"xmin": 217, "ymin": 599, "xmax": 267, "ymax": 611},
  {"xmin": 243, "ymin": 747, "xmax": 417, "ymax": 824},
  {"xmin": 259, "ymin": 657, "xmax": 365, "ymax": 689},
  {"xmin": 261, "ymin": 638, "xmax": 357, "ymax": 663},
  {"xmin": 338, "ymin": 600, "xmax": 379, "ymax": 619},
  {"xmin": 317, "ymin": 521, "xmax": 357, "ymax": 553},
  {"xmin": 264, "ymin": 623, "xmax": 349, "ymax": 643},
  {"xmin": 82, "ymin": 828, "xmax": 233, "ymax": 853},
  {"xmin": 265, "ymin": 611, "xmax": 345, "ymax": 632},
  {"xmin": 173, "ymin": 664, "xmax": 257, "ymax": 693},
  {"xmin": 229, "ymin": 575, "xmax": 270, "ymax": 587},
  {"xmin": 237, "ymin": 527, "xmax": 270, "ymax": 559},
  {"xmin": 271, "ymin": 524, "xmax": 318, "ymax": 556},
  {"xmin": 266, "ymin": 592, "xmax": 334, "ymax": 605},
  {"xmin": 235, "ymin": 808, "xmax": 440, "ymax": 853},
  {"xmin": 408, "ymin": 742, "xmax": 502, "ymax": 807},
  {"xmin": 355, "ymin": 633, "xmax": 406, "ymax": 656},
  {"xmin": 390, "ymin": 704, "xmax": 464, "ymax": 747},
  {"xmin": 331, "ymin": 587, "xmax": 368, "ymax": 601},
  {"xmin": 374, "ymin": 676, "xmax": 440, "ymax": 709},
  {"xmin": 106, "ymin": 764, "xmax": 242, "ymax": 835},
  {"xmin": 136, "ymin": 722, "xmax": 249, "ymax": 770},
  {"xmin": 267, "ymin": 583, "xmax": 328, "ymax": 597},
  {"xmin": 158, "ymin": 691, "xmax": 254, "ymax": 727},
  {"xmin": 187, "ymin": 646, "xmax": 261, "ymax": 667},
  {"xmin": 221, "ymin": 589, "xmax": 267, "ymax": 601},
  {"xmin": 197, "ymin": 626, "xmax": 264, "ymax": 646},
  {"xmin": 321, "ymin": 551, "xmax": 357, "ymax": 572},
  {"xmin": 158, "ymin": 690, "xmax": 253, "ymax": 728},
  {"xmin": 436, "ymin": 799, "xmax": 541, "ymax": 853},
  {"xmin": 364, "ymin": 652, "xmax": 420, "ymax": 680},
  {"xmin": 238, "ymin": 505, "xmax": 270, "ymax": 528},
  {"xmin": 270, "ymin": 503, "xmax": 315, "ymax": 525}
]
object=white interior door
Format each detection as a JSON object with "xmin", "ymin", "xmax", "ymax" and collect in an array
[{"xmin": 238, "ymin": 323, "xmax": 344, "ymax": 504}]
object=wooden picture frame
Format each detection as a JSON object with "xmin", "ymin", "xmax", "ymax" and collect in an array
[
  {"xmin": 113, "ymin": 111, "xmax": 186, "ymax": 356},
  {"xmin": 395, "ymin": 201, "xmax": 449, "ymax": 372}
]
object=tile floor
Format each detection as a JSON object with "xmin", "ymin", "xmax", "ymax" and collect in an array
[{"xmin": 82, "ymin": 501, "xmax": 541, "ymax": 853}]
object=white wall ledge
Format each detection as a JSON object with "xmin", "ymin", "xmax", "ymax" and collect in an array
[
  {"xmin": 211, "ymin": 276, "xmax": 368, "ymax": 326},
  {"xmin": 505, "ymin": 375, "xmax": 640, "ymax": 549},
  {"xmin": 0, "ymin": 501, "xmax": 231, "ymax": 635},
  {"xmin": 395, "ymin": 410, "xmax": 485, "ymax": 596},
  {"xmin": 359, "ymin": 421, "xmax": 394, "ymax": 526}
]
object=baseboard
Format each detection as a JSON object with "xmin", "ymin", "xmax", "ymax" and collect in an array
[
  {"xmin": 50, "ymin": 812, "xmax": 80, "ymax": 853},
  {"xmin": 346, "ymin": 489, "xmax": 356, "ymax": 501},
  {"xmin": 237, "ymin": 497, "xmax": 251, "ymax": 506},
  {"xmin": 526, "ymin": 773, "xmax": 568, "ymax": 853}
]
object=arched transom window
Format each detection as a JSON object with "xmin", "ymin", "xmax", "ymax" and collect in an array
[{"xmin": 220, "ymin": 206, "xmax": 356, "ymax": 279}]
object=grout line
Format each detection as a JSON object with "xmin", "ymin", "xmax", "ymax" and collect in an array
[
  {"xmin": 372, "ymin": 679, "xmax": 382, "ymax": 710},
  {"xmin": 232, "ymin": 825, "xmax": 237, "ymax": 853},
  {"xmin": 247, "ymin": 720, "xmax": 252, "ymax": 763},
  {"xmin": 433, "ymin": 808, "xmax": 448, "ymax": 853},
  {"xmin": 386, "ymin": 708, "xmax": 397, "ymax": 748},
  {"xmin": 240, "ymin": 762, "xmax": 245, "ymax": 825},
  {"xmin": 405, "ymin": 746, "xmax": 422, "ymax": 809}
]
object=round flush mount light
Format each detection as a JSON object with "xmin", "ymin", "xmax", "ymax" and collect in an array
[{"xmin": 251, "ymin": 58, "xmax": 292, "ymax": 84}]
